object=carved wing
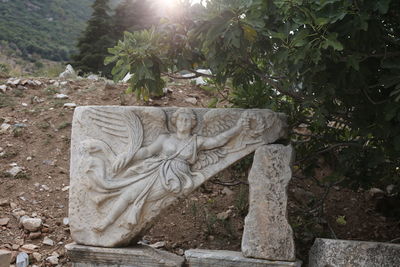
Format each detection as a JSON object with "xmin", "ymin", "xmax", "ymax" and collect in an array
[
  {"xmin": 193, "ymin": 110, "xmax": 240, "ymax": 171},
  {"xmin": 199, "ymin": 109, "xmax": 239, "ymax": 137},
  {"xmin": 84, "ymin": 107, "xmax": 143, "ymax": 156},
  {"xmin": 135, "ymin": 108, "xmax": 169, "ymax": 146}
]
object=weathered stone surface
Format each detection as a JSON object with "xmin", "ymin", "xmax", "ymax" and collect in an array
[
  {"xmin": 309, "ymin": 238, "xmax": 400, "ymax": 267},
  {"xmin": 0, "ymin": 250, "xmax": 12, "ymax": 267},
  {"xmin": 242, "ymin": 145, "xmax": 295, "ymax": 261},
  {"xmin": 21, "ymin": 217, "xmax": 42, "ymax": 232},
  {"xmin": 66, "ymin": 243, "xmax": 184, "ymax": 267},
  {"xmin": 185, "ymin": 249, "xmax": 301, "ymax": 267},
  {"xmin": 69, "ymin": 106, "xmax": 287, "ymax": 247}
]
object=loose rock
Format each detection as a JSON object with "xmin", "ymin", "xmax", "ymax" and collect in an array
[
  {"xmin": 6, "ymin": 166, "xmax": 23, "ymax": 177},
  {"xmin": 21, "ymin": 217, "xmax": 42, "ymax": 232},
  {"xmin": 42, "ymin": 237, "xmax": 55, "ymax": 246},
  {"xmin": 16, "ymin": 252, "xmax": 29, "ymax": 267},
  {"xmin": 0, "ymin": 217, "xmax": 10, "ymax": 226}
]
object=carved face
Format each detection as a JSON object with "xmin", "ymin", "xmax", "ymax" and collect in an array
[{"xmin": 176, "ymin": 113, "xmax": 192, "ymax": 133}]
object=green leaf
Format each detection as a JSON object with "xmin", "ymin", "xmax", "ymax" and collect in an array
[
  {"xmin": 347, "ymin": 55, "xmax": 360, "ymax": 71},
  {"xmin": 315, "ymin": 17, "xmax": 329, "ymax": 26},
  {"xmin": 322, "ymin": 33, "xmax": 343, "ymax": 51},
  {"xmin": 375, "ymin": 0, "xmax": 391, "ymax": 14}
]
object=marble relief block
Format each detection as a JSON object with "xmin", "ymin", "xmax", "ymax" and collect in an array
[{"xmin": 69, "ymin": 106, "xmax": 287, "ymax": 247}]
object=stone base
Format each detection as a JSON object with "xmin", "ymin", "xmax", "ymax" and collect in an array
[
  {"xmin": 185, "ymin": 249, "xmax": 302, "ymax": 267},
  {"xmin": 65, "ymin": 243, "xmax": 184, "ymax": 267},
  {"xmin": 309, "ymin": 238, "xmax": 400, "ymax": 267}
]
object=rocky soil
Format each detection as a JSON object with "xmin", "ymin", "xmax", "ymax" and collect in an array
[{"xmin": 0, "ymin": 75, "xmax": 399, "ymax": 266}]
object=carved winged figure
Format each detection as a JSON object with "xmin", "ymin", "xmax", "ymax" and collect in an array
[{"xmin": 79, "ymin": 107, "xmax": 263, "ymax": 233}]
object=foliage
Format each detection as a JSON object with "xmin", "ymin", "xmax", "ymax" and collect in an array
[
  {"xmin": 0, "ymin": 0, "xmax": 94, "ymax": 61},
  {"xmin": 73, "ymin": 0, "xmax": 155, "ymax": 78},
  {"xmin": 107, "ymin": 0, "xmax": 400, "ymax": 189},
  {"xmin": 71, "ymin": 0, "xmax": 116, "ymax": 77}
]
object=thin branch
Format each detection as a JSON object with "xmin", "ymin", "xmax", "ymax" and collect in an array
[
  {"xmin": 362, "ymin": 87, "xmax": 389, "ymax": 105},
  {"xmin": 295, "ymin": 142, "xmax": 362, "ymax": 164}
]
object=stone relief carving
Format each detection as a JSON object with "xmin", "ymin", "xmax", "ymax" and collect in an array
[{"xmin": 69, "ymin": 106, "xmax": 287, "ymax": 247}]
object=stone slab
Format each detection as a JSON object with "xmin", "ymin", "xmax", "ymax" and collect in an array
[
  {"xmin": 69, "ymin": 106, "xmax": 287, "ymax": 247},
  {"xmin": 242, "ymin": 145, "xmax": 295, "ymax": 261},
  {"xmin": 185, "ymin": 249, "xmax": 301, "ymax": 267},
  {"xmin": 309, "ymin": 238, "xmax": 400, "ymax": 267},
  {"xmin": 65, "ymin": 243, "xmax": 184, "ymax": 267},
  {"xmin": 0, "ymin": 250, "xmax": 11, "ymax": 267}
]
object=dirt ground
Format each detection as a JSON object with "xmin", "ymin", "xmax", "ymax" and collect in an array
[{"xmin": 0, "ymin": 76, "xmax": 399, "ymax": 266}]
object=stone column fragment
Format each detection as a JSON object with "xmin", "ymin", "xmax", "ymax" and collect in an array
[{"xmin": 242, "ymin": 145, "xmax": 295, "ymax": 261}]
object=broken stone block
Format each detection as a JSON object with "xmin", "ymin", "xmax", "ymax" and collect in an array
[
  {"xmin": 242, "ymin": 145, "xmax": 295, "ymax": 261},
  {"xmin": 309, "ymin": 238, "xmax": 400, "ymax": 267},
  {"xmin": 69, "ymin": 107, "xmax": 287, "ymax": 247},
  {"xmin": 185, "ymin": 249, "xmax": 301, "ymax": 267},
  {"xmin": 65, "ymin": 243, "xmax": 184, "ymax": 267}
]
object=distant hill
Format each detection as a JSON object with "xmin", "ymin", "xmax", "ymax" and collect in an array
[{"xmin": 0, "ymin": 0, "xmax": 96, "ymax": 61}]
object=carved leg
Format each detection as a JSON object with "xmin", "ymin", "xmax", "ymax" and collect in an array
[{"xmin": 93, "ymin": 191, "xmax": 135, "ymax": 232}]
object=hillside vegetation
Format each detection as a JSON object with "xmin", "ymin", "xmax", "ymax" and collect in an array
[{"xmin": 0, "ymin": 0, "xmax": 95, "ymax": 61}]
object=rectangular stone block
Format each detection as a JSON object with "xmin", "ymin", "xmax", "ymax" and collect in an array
[
  {"xmin": 0, "ymin": 250, "xmax": 11, "ymax": 267},
  {"xmin": 309, "ymin": 238, "xmax": 400, "ymax": 267},
  {"xmin": 185, "ymin": 249, "xmax": 301, "ymax": 267},
  {"xmin": 241, "ymin": 145, "xmax": 295, "ymax": 261},
  {"xmin": 65, "ymin": 243, "xmax": 184, "ymax": 267}
]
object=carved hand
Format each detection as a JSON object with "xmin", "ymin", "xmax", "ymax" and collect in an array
[
  {"xmin": 238, "ymin": 115, "xmax": 250, "ymax": 131},
  {"xmin": 112, "ymin": 152, "xmax": 131, "ymax": 173}
]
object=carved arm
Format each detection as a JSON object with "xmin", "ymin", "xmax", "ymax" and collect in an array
[
  {"xmin": 112, "ymin": 135, "xmax": 165, "ymax": 172},
  {"xmin": 200, "ymin": 118, "xmax": 248, "ymax": 150}
]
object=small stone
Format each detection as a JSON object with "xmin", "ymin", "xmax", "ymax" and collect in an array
[
  {"xmin": 12, "ymin": 244, "xmax": 20, "ymax": 250},
  {"xmin": 61, "ymin": 186, "xmax": 69, "ymax": 192},
  {"xmin": 63, "ymin": 103, "xmax": 77, "ymax": 108},
  {"xmin": 42, "ymin": 159, "xmax": 56, "ymax": 166},
  {"xmin": 12, "ymin": 210, "xmax": 26, "ymax": 220},
  {"xmin": 87, "ymin": 74, "xmax": 99, "ymax": 80},
  {"xmin": 0, "ymin": 217, "xmax": 10, "ymax": 226},
  {"xmin": 19, "ymin": 244, "xmax": 38, "ymax": 253},
  {"xmin": 54, "ymin": 93, "xmax": 69, "ymax": 99},
  {"xmin": 41, "ymin": 185, "xmax": 50, "ymax": 191},
  {"xmin": 0, "ymin": 85, "xmax": 7, "ymax": 92},
  {"xmin": 7, "ymin": 166, "xmax": 23, "ymax": 177},
  {"xmin": 185, "ymin": 97, "xmax": 198, "ymax": 105},
  {"xmin": 32, "ymin": 252, "xmax": 42, "ymax": 262},
  {"xmin": 62, "ymin": 217, "xmax": 69, "ymax": 226},
  {"xmin": 149, "ymin": 241, "xmax": 166, "ymax": 248},
  {"xmin": 10, "ymin": 202, "xmax": 17, "ymax": 209},
  {"xmin": 104, "ymin": 80, "xmax": 115, "ymax": 90},
  {"xmin": 177, "ymin": 249, "xmax": 184, "ymax": 256},
  {"xmin": 221, "ymin": 187, "xmax": 234, "ymax": 196},
  {"xmin": 21, "ymin": 103, "xmax": 28, "ymax": 107},
  {"xmin": 46, "ymin": 255, "xmax": 59, "ymax": 265},
  {"xmin": 42, "ymin": 237, "xmax": 55, "ymax": 246},
  {"xmin": 0, "ymin": 199, "xmax": 9, "ymax": 206},
  {"xmin": 59, "ymin": 64, "xmax": 76, "ymax": 79},
  {"xmin": 28, "ymin": 232, "xmax": 41, "ymax": 240},
  {"xmin": 26, "ymin": 156, "xmax": 32, "ymax": 161},
  {"xmin": 21, "ymin": 217, "xmax": 42, "ymax": 232},
  {"xmin": 386, "ymin": 184, "xmax": 395, "ymax": 195},
  {"xmin": 16, "ymin": 252, "xmax": 29, "ymax": 267},
  {"xmin": 216, "ymin": 211, "xmax": 230, "ymax": 220},
  {"xmin": 0, "ymin": 123, "xmax": 11, "ymax": 133}
]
